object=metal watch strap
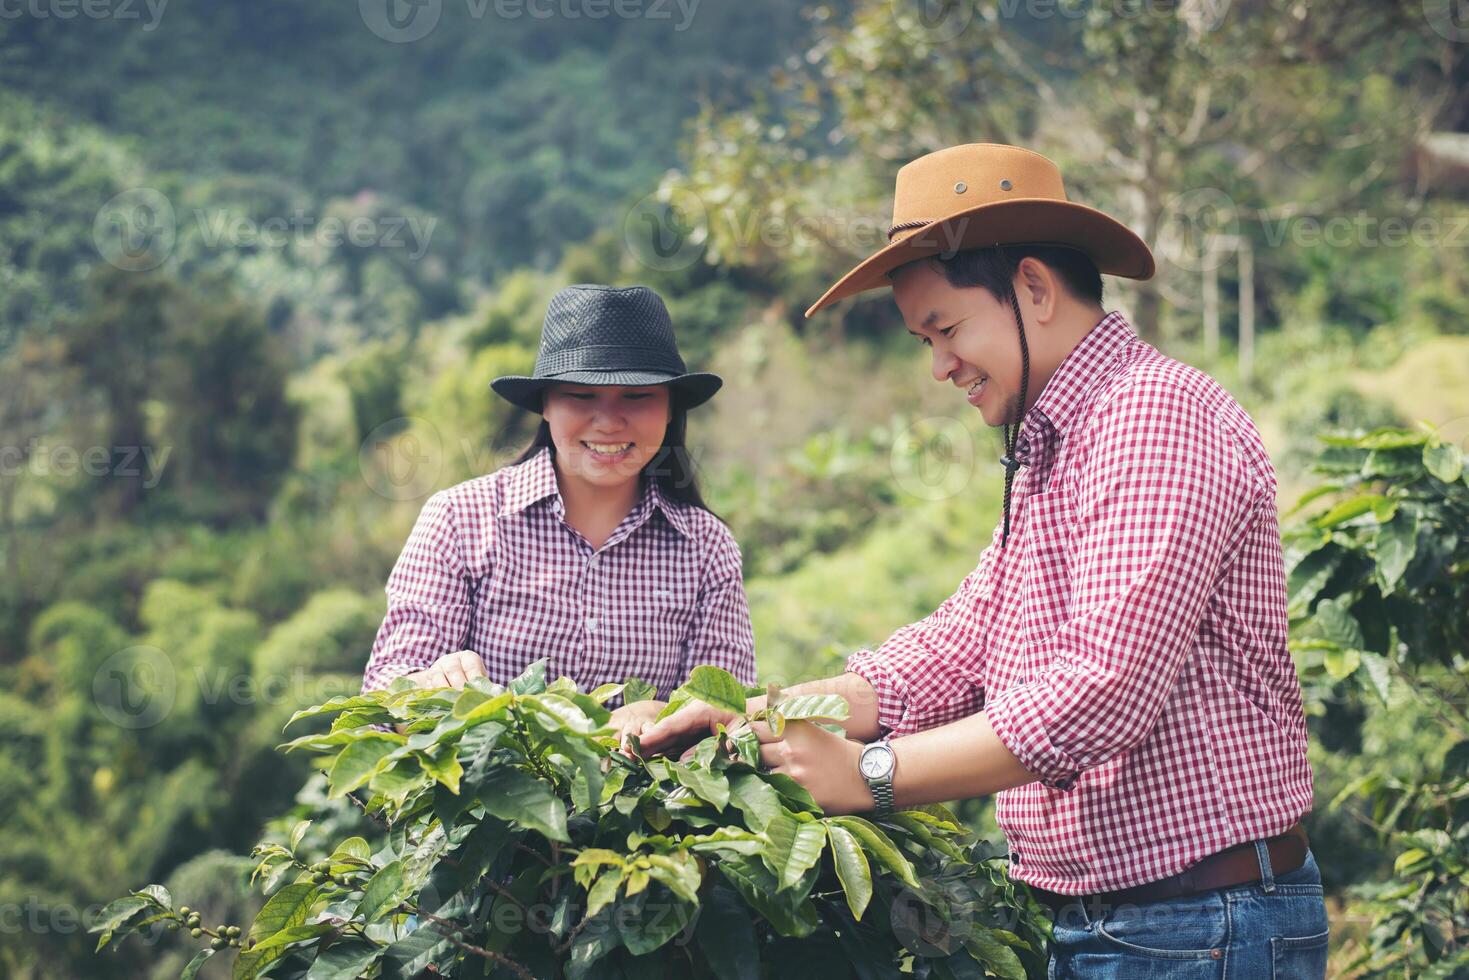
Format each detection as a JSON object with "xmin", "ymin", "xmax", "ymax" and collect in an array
[{"xmin": 868, "ymin": 778, "xmax": 895, "ymax": 816}]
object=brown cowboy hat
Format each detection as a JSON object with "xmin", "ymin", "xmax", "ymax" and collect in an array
[{"xmin": 805, "ymin": 143, "xmax": 1155, "ymax": 317}]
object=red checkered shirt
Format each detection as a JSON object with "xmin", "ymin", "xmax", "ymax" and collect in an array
[
  {"xmin": 846, "ymin": 312, "xmax": 1314, "ymax": 894},
  {"xmin": 361, "ymin": 448, "xmax": 756, "ymax": 697}
]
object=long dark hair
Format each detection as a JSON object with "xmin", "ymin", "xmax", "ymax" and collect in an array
[{"xmin": 512, "ymin": 398, "xmax": 714, "ymax": 513}]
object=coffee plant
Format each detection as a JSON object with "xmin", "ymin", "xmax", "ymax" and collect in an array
[
  {"xmin": 93, "ymin": 662, "xmax": 1050, "ymax": 978},
  {"xmin": 1285, "ymin": 425, "xmax": 1468, "ymax": 977}
]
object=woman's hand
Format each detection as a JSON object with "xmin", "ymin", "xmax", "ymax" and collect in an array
[
  {"xmin": 402, "ymin": 650, "xmax": 488, "ymax": 690},
  {"xmin": 740, "ymin": 718, "xmax": 874, "ymax": 815},
  {"xmin": 638, "ymin": 696, "xmax": 758, "ymax": 758},
  {"xmin": 608, "ymin": 699, "xmax": 668, "ymax": 754}
]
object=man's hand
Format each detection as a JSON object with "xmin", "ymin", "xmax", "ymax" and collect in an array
[
  {"xmin": 401, "ymin": 650, "xmax": 488, "ymax": 690},
  {"xmin": 637, "ymin": 697, "xmax": 756, "ymax": 758},
  {"xmin": 608, "ymin": 699, "xmax": 667, "ymax": 754},
  {"xmin": 744, "ymin": 718, "xmax": 874, "ymax": 816}
]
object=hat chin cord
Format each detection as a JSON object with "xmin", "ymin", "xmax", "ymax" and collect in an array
[{"xmin": 999, "ymin": 284, "xmax": 1031, "ymax": 548}]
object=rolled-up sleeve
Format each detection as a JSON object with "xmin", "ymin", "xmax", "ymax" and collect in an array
[
  {"xmin": 361, "ymin": 490, "xmax": 477, "ymax": 693},
  {"xmin": 679, "ymin": 521, "xmax": 757, "ymax": 690},
  {"xmin": 983, "ymin": 380, "xmax": 1259, "ymax": 791},
  {"xmin": 843, "ymin": 554, "xmax": 993, "ymax": 737}
]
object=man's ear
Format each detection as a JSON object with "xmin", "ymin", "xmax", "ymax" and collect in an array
[{"xmin": 1016, "ymin": 257, "xmax": 1058, "ymax": 325}]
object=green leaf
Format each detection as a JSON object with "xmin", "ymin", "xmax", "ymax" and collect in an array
[
  {"xmin": 677, "ymin": 665, "xmax": 749, "ymax": 715},
  {"xmin": 727, "ymin": 772, "xmax": 783, "ymax": 832},
  {"xmin": 1312, "ymin": 494, "xmax": 1394, "ymax": 529},
  {"xmin": 89, "ymin": 895, "xmax": 152, "ymax": 951},
  {"xmin": 418, "ymin": 747, "xmax": 464, "ymax": 794},
  {"xmin": 180, "ymin": 949, "xmax": 215, "ymax": 980},
  {"xmin": 1323, "ymin": 646, "xmax": 1362, "ymax": 680},
  {"xmin": 1395, "ymin": 847, "xmax": 1431, "ymax": 875},
  {"xmin": 476, "ymin": 767, "xmax": 569, "ymax": 841},
  {"xmin": 1312, "ymin": 596, "xmax": 1366, "ymax": 651},
  {"xmin": 670, "ymin": 761, "xmax": 730, "ymax": 811},
  {"xmin": 1286, "ymin": 543, "xmax": 1341, "ymax": 617},
  {"xmin": 246, "ymin": 882, "xmax": 319, "ymax": 945},
  {"xmin": 233, "ymin": 923, "xmax": 335, "ymax": 980},
  {"xmin": 762, "ymin": 812, "xmax": 827, "ymax": 891},
  {"xmin": 327, "ymin": 736, "xmax": 399, "ymax": 798},
  {"xmin": 829, "ymin": 816, "xmax": 920, "ymax": 889},
  {"xmin": 303, "ymin": 941, "xmax": 383, "ymax": 980},
  {"xmin": 775, "ymin": 693, "xmax": 851, "ymax": 721},
  {"xmin": 1424, "ymin": 441, "xmax": 1463, "ymax": 483},
  {"xmin": 617, "ymin": 888, "xmax": 696, "ymax": 955},
  {"xmin": 509, "ymin": 658, "xmax": 548, "ymax": 694},
  {"xmin": 623, "ymin": 677, "xmax": 658, "ymax": 703},
  {"xmin": 965, "ymin": 926, "xmax": 1028, "ymax": 980},
  {"xmin": 285, "ymin": 694, "xmax": 387, "ymax": 729},
  {"xmin": 718, "ymin": 858, "xmax": 819, "ymax": 938},
  {"xmin": 1375, "ymin": 509, "xmax": 1419, "ymax": 596},
  {"xmin": 1356, "ymin": 651, "xmax": 1393, "ymax": 704},
  {"xmin": 693, "ymin": 883, "xmax": 759, "ymax": 980},
  {"xmin": 329, "ymin": 837, "xmax": 372, "ymax": 863},
  {"xmin": 827, "ymin": 824, "xmax": 873, "ymax": 920},
  {"xmin": 356, "ymin": 859, "xmax": 405, "ymax": 923},
  {"xmin": 585, "ymin": 869, "xmax": 624, "ymax": 917}
]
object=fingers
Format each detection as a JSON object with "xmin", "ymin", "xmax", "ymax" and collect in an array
[
  {"xmin": 758, "ymin": 740, "xmax": 788, "ymax": 770},
  {"xmin": 745, "ymin": 719, "xmax": 783, "ymax": 743},
  {"xmin": 457, "ymin": 650, "xmax": 488, "ymax": 680},
  {"xmin": 441, "ymin": 658, "xmax": 469, "ymax": 689}
]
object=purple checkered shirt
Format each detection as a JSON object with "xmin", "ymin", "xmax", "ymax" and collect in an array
[
  {"xmin": 846, "ymin": 312, "xmax": 1314, "ymax": 894},
  {"xmin": 361, "ymin": 448, "xmax": 756, "ymax": 697}
]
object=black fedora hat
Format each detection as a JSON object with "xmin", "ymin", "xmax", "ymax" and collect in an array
[{"xmin": 491, "ymin": 284, "xmax": 723, "ymax": 414}]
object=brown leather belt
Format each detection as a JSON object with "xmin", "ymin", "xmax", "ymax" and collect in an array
[{"xmin": 1031, "ymin": 823, "xmax": 1309, "ymax": 915}]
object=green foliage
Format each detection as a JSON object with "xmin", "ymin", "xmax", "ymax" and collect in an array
[
  {"xmin": 251, "ymin": 590, "xmax": 383, "ymax": 683},
  {"xmin": 98, "ymin": 664, "xmax": 1050, "ymax": 978},
  {"xmin": 1284, "ymin": 426, "xmax": 1469, "ymax": 975}
]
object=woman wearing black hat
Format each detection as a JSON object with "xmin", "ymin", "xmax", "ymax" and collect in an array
[{"xmin": 361, "ymin": 284, "xmax": 756, "ymax": 747}]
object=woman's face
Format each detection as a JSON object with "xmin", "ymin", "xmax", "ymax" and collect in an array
[{"xmin": 542, "ymin": 384, "xmax": 672, "ymax": 491}]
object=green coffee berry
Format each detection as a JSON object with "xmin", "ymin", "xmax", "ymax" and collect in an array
[
  {"xmin": 189, "ymin": 928, "xmax": 202, "ymax": 938},
  {"xmin": 211, "ymin": 937, "xmax": 226, "ymax": 950},
  {"xmin": 178, "ymin": 906, "xmax": 191, "ymax": 917}
]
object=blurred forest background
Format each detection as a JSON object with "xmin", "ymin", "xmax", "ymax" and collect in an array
[{"xmin": 2, "ymin": 0, "xmax": 1468, "ymax": 976}]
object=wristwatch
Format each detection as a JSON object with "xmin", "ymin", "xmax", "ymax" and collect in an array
[{"xmin": 859, "ymin": 739, "xmax": 898, "ymax": 816}]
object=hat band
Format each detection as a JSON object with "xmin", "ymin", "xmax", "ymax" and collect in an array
[
  {"xmin": 536, "ymin": 345, "xmax": 687, "ymax": 377},
  {"xmin": 888, "ymin": 219, "xmax": 932, "ymax": 241}
]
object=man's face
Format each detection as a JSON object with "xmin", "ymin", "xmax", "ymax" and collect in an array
[{"xmin": 891, "ymin": 261, "xmax": 1026, "ymax": 428}]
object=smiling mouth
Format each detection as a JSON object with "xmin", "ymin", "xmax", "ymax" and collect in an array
[
  {"xmin": 966, "ymin": 376, "xmax": 989, "ymax": 403},
  {"xmin": 582, "ymin": 441, "xmax": 633, "ymax": 457}
]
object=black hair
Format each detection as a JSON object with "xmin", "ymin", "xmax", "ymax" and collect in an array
[
  {"xmin": 512, "ymin": 395, "xmax": 715, "ymax": 514},
  {"xmin": 916, "ymin": 243, "xmax": 1103, "ymax": 306}
]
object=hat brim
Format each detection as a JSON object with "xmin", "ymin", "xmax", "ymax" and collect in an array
[
  {"xmin": 490, "ymin": 370, "xmax": 724, "ymax": 414},
  {"xmin": 804, "ymin": 198, "xmax": 1155, "ymax": 317}
]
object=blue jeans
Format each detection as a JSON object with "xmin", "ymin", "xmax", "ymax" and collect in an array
[{"xmin": 1046, "ymin": 845, "xmax": 1329, "ymax": 979}]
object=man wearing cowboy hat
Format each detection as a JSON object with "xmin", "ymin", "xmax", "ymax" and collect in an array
[{"xmin": 643, "ymin": 144, "xmax": 1326, "ymax": 976}]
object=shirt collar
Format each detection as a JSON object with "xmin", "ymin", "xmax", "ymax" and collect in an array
[
  {"xmin": 501, "ymin": 447, "xmax": 694, "ymax": 540},
  {"xmin": 1022, "ymin": 310, "xmax": 1138, "ymax": 448}
]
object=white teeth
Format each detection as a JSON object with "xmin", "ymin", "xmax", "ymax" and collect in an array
[{"xmin": 584, "ymin": 442, "xmax": 632, "ymax": 456}]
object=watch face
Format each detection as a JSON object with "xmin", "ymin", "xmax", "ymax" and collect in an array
[{"xmin": 860, "ymin": 745, "xmax": 893, "ymax": 779}]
